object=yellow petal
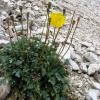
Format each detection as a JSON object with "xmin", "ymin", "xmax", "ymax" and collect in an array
[{"xmin": 49, "ymin": 12, "xmax": 66, "ymax": 28}]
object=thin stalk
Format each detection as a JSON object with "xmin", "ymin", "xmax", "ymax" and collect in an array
[
  {"xmin": 30, "ymin": 28, "xmax": 32, "ymax": 38},
  {"xmin": 58, "ymin": 21, "xmax": 75, "ymax": 55},
  {"xmin": 53, "ymin": 27, "xmax": 56, "ymax": 40},
  {"xmin": 10, "ymin": 16, "xmax": 18, "ymax": 41},
  {"xmin": 40, "ymin": 15, "xmax": 48, "ymax": 40},
  {"xmin": 58, "ymin": 11, "xmax": 75, "ymax": 55},
  {"xmin": 44, "ymin": 24, "xmax": 50, "ymax": 44},
  {"xmin": 64, "ymin": 11, "xmax": 75, "ymax": 41},
  {"xmin": 58, "ymin": 25, "xmax": 72, "ymax": 55},
  {"xmin": 7, "ymin": 19, "xmax": 12, "ymax": 42},
  {"xmin": 7, "ymin": 18, "xmax": 13, "ymax": 49},
  {"xmin": 61, "ymin": 17, "xmax": 80, "ymax": 59},
  {"xmin": 43, "ymin": 5, "xmax": 51, "ymax": 43},
  {"xmin": 27, "ymin": 12, "xmax": 29, "ymax": 38},
  {"xmin": 52, "ymin": 28, "xmax": 60, "ymax": 46},
  {"xmin": 44, "ymin": 16, "xmax": 50, "ymax": 44},
  {"xmin": 29, "ymin": 21, "xmax": 33, "ymax": 38},
  {"xmin": 12, "ymin": 22, "xmax": 18, "ymax": 40},
  {"xmin": 19, "ymin": 6, "xmax": 23, "ymax": 35}
]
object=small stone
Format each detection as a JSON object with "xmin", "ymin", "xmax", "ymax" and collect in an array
[
  {"xmin": 33, "ymin": 6, "xmax": 39, "ymax": 11},
  {"xmin": 93, "ymin": 71, "xmax": 100, "ymax": 83},
  {"xmin": 69, "ymin": 59, "xmax": 80, "ymax": 71},
  {"xmin": 96, "ymin": 49, "xmax": 100, "ymax": 56},
  {"xmin": 59, "ymin": 46, "xmax": 74, "ymax": 60},
  {"xmin": 74, "ymin": 43, "xmax": 82, "ymax": 53},
  {"xmin": 92, "ymin": 81, "xmax": 100, "ymax": 90},
  {"xmin": 81, "ymin": 41, "xmax": 92, "ymax": 47},
  {"xmin": 32, "ymin": 28, "xmax": 42, "ymax": 35},
  {"xmin": 15, "ymin": 24, "xmax": 27, "ymax": 32},
  {"xmin": 83, "ymin": 52, "xmax": 100, "ymax": 63},
  {"xmin": 87, "ymin": 46, "xmax": 96, "ymax": 53},
  {"xmin": 80, "ymin": 63, "xmax": 88, "ymax": 73},
  {"xmin": 88, "ymin": 63, "xmax": 100, "ymax": 75},
  {"xmin": 85, "ymin": 95, "xmax": 93, "ymax": 100},
  {"xmin": 40, "ymin": 16, "xmax": 46, "ymax": 21},
  {"xmin": 85, "ymin": 89, "xmax": 100, "ymax": 100},
  {"xmin": 0, "ymin": 40, "xmax": 9, "ymax": 48},
  {"xmin": 71, "ymin": 53, "xmax": 83, "ymax": 63}
]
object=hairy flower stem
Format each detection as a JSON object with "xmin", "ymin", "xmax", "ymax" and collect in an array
[
  {"xmin": 7, "ymin": 18, "xmax": 15, "ymax": 54},
  {"xmin": 7, "ymin": 18, "xmax": 13, "ymax": 45},
  {"xmin": 27, "ymin": 12, "xmax": 29, "ymax": 38},
  {"xmin": 40, "ymin": 15, "xmax": 48, "ymax": 40},
  {"xmin": 29, "ymin": 21, "xmax": 33, "ymax": 38},
  {"xmin": 58, "ymin": 11, "xmax": 75, "ymax": 54},
  {"xmin": 44, "ymin": 24, "xmax": 50, "ymax": 44},
  {"xmin": 44, "ymin": 15, "xmax": 50, "ymax": 44},
  {"xmin": 41, "ymin": 2, "xmax": 51, "ymax": 41},
  {"xmin": 61, "ymin": 17, "xmax": 80, "ymax": 59},
  {"xmin": 30, "ymin": 28, "xmax": 32, "ymax": 38},
  {"xmin": 19, "ymin": 6, "xmax": 23, "ymax": 35},
  {"xmin": 58, "ymin": 21, "xmax": 75, "ymax": 55},
  {"xmin": 52, "ymin": 28, "xmax": 60, "ymax": 46},
  {"xmin": 11, "ymin": 16, "xmax": 18, "ymax": 41},
  {"xmin": 53, "ymin": 27, "xmax": 56, "ymax": 40}
]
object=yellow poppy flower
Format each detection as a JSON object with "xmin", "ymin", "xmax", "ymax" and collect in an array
[{"xmin": 49, "ymin": 12, "xmax": 66, "ymax": 28}]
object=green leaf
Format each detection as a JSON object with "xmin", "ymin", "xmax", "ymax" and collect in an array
[
  {"xmin": 42, "ymin": 90, "xmax": 49, "ymax": 100},
  {"xmin": 13, "ymin": 69, "xmax": 21, "ymax": 78},
  {"xmin": 55, "ymin": 94, "xmax": 60, "ymax": 100},
  {"xmin": 14, "ymin": 60, "xmax": 22, "ymax": 66},
  {"xmin": 56, "ymin": 73, "xmax": 63, "ymax": 82},
  {"xmin": 41, "ymin": 67, "xmax": 46, "ymax": 76},
  {"xmin": 48, "ymin": 77, "xmax": 56, "ymax": 85}
]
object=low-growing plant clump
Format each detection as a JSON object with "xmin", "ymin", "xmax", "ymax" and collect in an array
[
  {"xmin": 0, "ymin": 2, "xmax": 80, "ymax": 100},
  {"xmin": 0, "ymin": 36, "xmax": 70, "ymax": 100}
]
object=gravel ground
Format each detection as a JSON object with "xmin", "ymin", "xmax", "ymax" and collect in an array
[{"xmin": 0, "ymin": 0, "xmax": 100, "ymax": 100}]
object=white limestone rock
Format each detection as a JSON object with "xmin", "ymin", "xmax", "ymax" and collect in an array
[
  {"xmin": 74, "ymin": 43, "xmax": 82, "ymax": 53},
  {"xmin": 84, "ymin": 52, "xmax": 100, "ymax": 63},
  {"xmin": 71, "ymin": 53, "xmax": 83, "ymax": 63},
  {"xmin": 80, "ymin": 63, "xmax": 88, "ymax": 73},
  {"xmin": 33, "ymin": 6, "xmax": 39, "ymax": 11},
  {"xmin": 0, "ymin": 40, "xmax": 9, "ymax": 48},
  {"xmin": 88, "ymin": 63, "xmax": 100, "ymax": 75},
  {"xmin": 15, "ymin": 24, "xmax": 27, "ymax": 32},
  {"xmin": 59, "ymin": 45, "xmax": 74, "ymax": 60},
  {"xmin": 81, "ymin": 41, "xmax": 92, "ymax": 47},
  {"xmin": 96, "ymin": 49, "xmax": 100, "ymax": 56},
  {"xmin": 92, "ymin": 81, "xmax": 100, "ymax": 90},
  {"xmin": 87, "ymin": 46, "xmax": 96, "ymax": 53},
  {"xmin": 93, "ymin": 72, "xmax": 100, "ymax": 83},
  {"xmin": 0, "ymin": 40, "xmax": 9, "ymax": 44},
  {"xmin": 69, "ymin": 59, "xmax": 80, "ymax": 71},
  {"xmin": 85, "ymin": 89, "xmax": 100, "ymax": 100}
]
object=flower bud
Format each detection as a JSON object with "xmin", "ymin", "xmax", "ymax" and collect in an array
[
  {"xmin": 48, "ymin": 2, "xmax": 51, "ymax": 9},
  {"xmin": 63, "ymin": 9, "xmax": 66, "ymax": 15},
  {"xmin": 72, "ymin": 20, "xmax": 75, "ymax": 26},
  {"xmin": 19, "ymin": 6, "xmax": 23, "ymax": 11}
]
